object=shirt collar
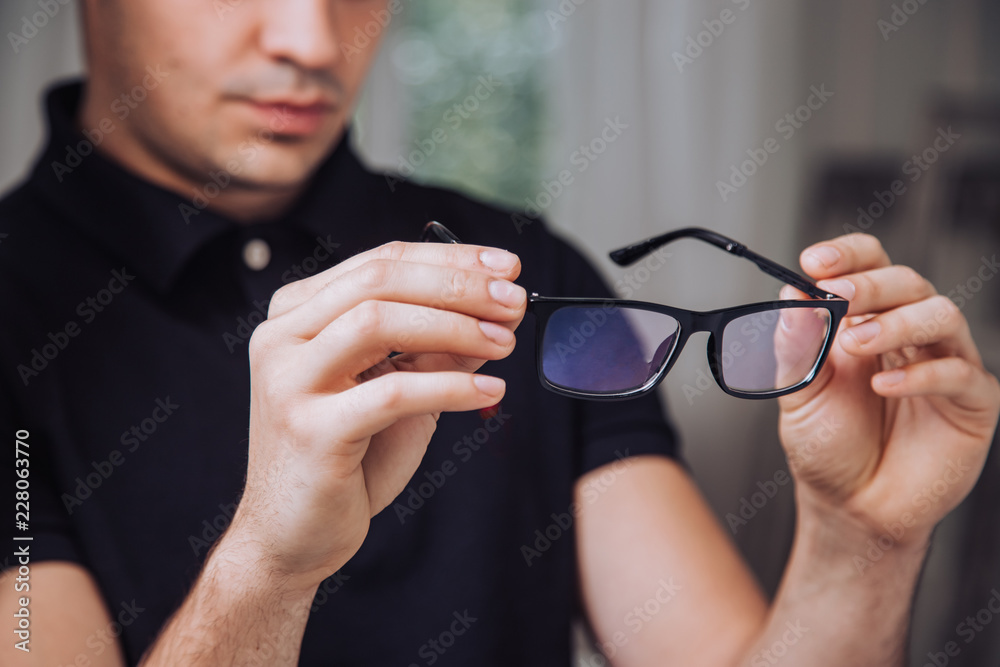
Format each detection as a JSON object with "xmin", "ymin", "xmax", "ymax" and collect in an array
[{"xmin": 27, "ymin": 80, "xmax": 377, "ymax": 295}]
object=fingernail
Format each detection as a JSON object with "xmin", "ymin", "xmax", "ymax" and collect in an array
[
  {"xmin": 474, "ymin": 375, "xmax": 506, "ymax": 395},
  {"xmin": 779, "ymin": 285, "xmax": 799, "ymax": 300},
  {"xmin": 878, "ymin": 369, "xmax": 905, "ymax": 386},
  {"xmin": 489, "ymin": 280, "xmax": 525, "ymax": 308},
  {"xmin": 479, "ymin": 320, "xmax": 514, "ymax": 345},
  {"xmin": 805, "ymin": 245, "xmax": 841, "ymax": 269},
  {"xmin": 817, "ymin": 278, "xmax": 855, "ymax": 300},
  {"xmin": 480, "ymin": 249, "xmax": 518, "ymax": 272},
  {"xmin": 847, "ymin": 320, "xmax": 880, "ymax": 345}
]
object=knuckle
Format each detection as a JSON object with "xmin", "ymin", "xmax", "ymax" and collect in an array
[
  {"xmin": 898, "ymin": 265, "xmax": 932, "ymax": 295},
  {"xmin": 857, "ymin": 271, "xmax": 881, "ymax": 302},
  {"xmin": 844, "ymin": 232, "xmax": 873, "ymax": 244},
  {"xmin": 262, "ymin": 367, "xmax": 300, "ymax": 410},
  {"xmin": 443, "ymin": 268, "xmax": 468, "ymax": 303},
  {"xmin": 951, "ymin": 358, "xmax": 975, "ymax": 383},
  {"xmin": 248, "ymin": 322, "xmax": 276, "ymax": 360},
  {"xmin": 448, "ymin": 352, "xmax": 482, "ymax": 372},
  {"xmin": 842, "ymin": 232, "xmax": 871, "ymax": 251},
  {"xmin": 375, "ymin": 374, "xmax": 405, "ymax": 410},
  {"xmin": 354, "ymin": 259, "xmax": 392, "ymax": 292},
  {"xmin": 347, "ymin": 300, "xmax": 385, "ymax": 339},
  {"xmin": 929, "ymin": 294, "xmax": 961, "ymax": 326},
  {"xmin": 376, "ymin": 240, "xmax": 408, "ymax": 262},
  {"xmin": 267, "ymin": 285, "xmax": 293, "ymax": 318}
]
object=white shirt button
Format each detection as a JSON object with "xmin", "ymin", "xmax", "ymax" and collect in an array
[{"xmin": 243, "ymin": 238, "xmax": 271, "ymax": 271}]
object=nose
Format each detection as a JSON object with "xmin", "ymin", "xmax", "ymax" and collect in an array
[{"xmin": 258, "ymin": 0, "xmax": 341, "ymax": 71}]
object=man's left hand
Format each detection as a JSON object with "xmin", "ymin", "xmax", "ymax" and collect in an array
[{"xmin": 777, "ymin": 233, "xmax": 1000, "ymax": 546}]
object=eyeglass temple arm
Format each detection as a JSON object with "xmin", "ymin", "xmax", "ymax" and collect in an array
[
  {"xmin": 608, "ymin": 227, "xmax": 840, "ymax": 300},
  {"xmin": 420, "ymin": 221, "xmax": 463, "ymax": 244}
]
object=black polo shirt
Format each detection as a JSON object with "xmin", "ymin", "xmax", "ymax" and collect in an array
[{"xmin": 0, "ymin": 81, "xmax": 678, "ymax": 666}]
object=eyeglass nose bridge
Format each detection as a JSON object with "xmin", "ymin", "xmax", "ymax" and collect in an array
[{"xmin": 654, "ymin": 310, "xmax": 731, "ymax": 392}]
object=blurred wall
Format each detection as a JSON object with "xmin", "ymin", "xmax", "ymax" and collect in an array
[{"xmin": 0, "ymin": 0, "xmax": 83, "ymax": 192}]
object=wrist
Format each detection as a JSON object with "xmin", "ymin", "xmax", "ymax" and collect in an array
[
  {"xmin": 207, "ymin": 524, "xmax": 324, "ymax": 605},
  {"xmin": 794, "ymin": 486, "xmax": 931, "ymax": 577}
]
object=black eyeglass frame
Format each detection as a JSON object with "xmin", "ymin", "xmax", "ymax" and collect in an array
[
  {"xmin": 419, "ymin": 222, "xmax": 849, "ymax": 401},
  {"xmin": 528, "ymin": 295, "xmax": 846, "ymax": 401}
]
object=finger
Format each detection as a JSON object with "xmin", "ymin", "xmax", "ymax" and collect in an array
[
  {"xmin": 298, "ymin": 301, "xmax": 517, "ymax": 387},
  {"xmin": 390, "ymin": 351, "xmax": 490, "ymax": 375},
  {"xmin": 272, "ymin": 259, "xmax": 526, "ymax": 340},
  {"xmin": 800, "ymin": 233, "xmax": 891, "ymax": 280},
  {"xmin": 816, "ymin": 265, "xmax": 936, "ymax": 317},
  {"xmin": 268, "ymin": 241, "xmax": 521, "ymax": 319},
  {"xmin": 872, "ymin": 357, "xmax": 1000, "ymax": 412},
  {"xmin": 322, "ymin": 371, "xmax": 506, "ymax": 443},
  {"xmin": 772, "ymin": 305, "xmax": 832, "ymax": 390},
  {"xmin": 390, "ymin": 314, "xmax": 528, "ymax": 375},
  {"xmin": 838, "ymin": 295, "xmax": 981, "ymax": 364}
]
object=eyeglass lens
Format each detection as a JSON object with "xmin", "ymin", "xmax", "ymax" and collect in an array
[
  {"xmin": 720, "ymin": 307, "xmax": 831, "ymax": 393},
  {"xmin": 541, "ymin": 304, "xmax": 832, "ymax": 395},
  {"xmin": 540, "ymin": 305, "xmax": 680, "ymax": 394}
]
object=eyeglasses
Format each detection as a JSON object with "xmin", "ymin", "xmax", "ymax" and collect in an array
[{"xmin": 419, "ymin": 222, "xmax": 848, "ymax": 401}]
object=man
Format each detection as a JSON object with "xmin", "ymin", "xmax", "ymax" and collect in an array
[{"xmin": 0, "ymin": 1, "xmax": 997, "ymax": 665}]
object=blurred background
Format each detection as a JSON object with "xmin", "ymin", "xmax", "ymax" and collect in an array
[{"xmin": 2, "ymin": 0, "xmax": 998, "ymax": 664}]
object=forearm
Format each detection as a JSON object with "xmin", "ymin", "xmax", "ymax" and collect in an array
[
  {"xmin": 138, "ymin": 530, "xmax": 322, "ymax": 666},
  {"xmin": 736, "ymin": 492, "xmax": 929, "ymax": 667}
]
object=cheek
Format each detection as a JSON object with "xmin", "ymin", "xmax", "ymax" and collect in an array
[{"xmin": 333, "ymin": 2, "xmax": 391, "ymax": 86}]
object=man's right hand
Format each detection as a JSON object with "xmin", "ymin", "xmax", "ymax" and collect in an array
[{"xmin": 225, "ymin": 240, "xmax": 526, "ymax": 591}]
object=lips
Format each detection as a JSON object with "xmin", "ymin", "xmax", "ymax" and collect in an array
[{"xmin": 243, "ymin": 99, "xmax": 337, "ymax": 136}]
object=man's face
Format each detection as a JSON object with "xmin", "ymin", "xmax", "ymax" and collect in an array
[{"xmin": 83, "ymin": 0, "xmax": 390, "ymax": 191}]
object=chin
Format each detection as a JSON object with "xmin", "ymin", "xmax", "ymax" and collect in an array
[{"xmin": 215, "ymin": 142, "xmax": 332, "ymax": 190}]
